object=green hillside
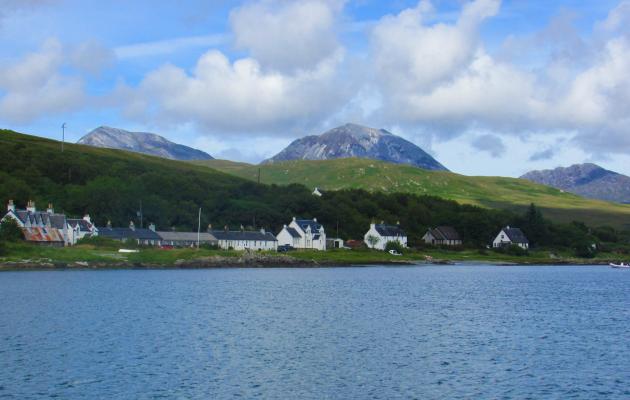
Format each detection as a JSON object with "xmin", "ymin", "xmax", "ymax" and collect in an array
[{"xmin": 196, "ymin": 158, "xmax": 630, "ymax": 228}]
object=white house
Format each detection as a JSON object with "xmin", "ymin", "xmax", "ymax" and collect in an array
[
  {"xmin": 2, "ymin": 200, "xmax": 75, "ymax": 246},
  {"xmin": 67, "ymin": 214, "xmax": 98, "ymax": 243},
  {"xmin": 211, "ymin": 228, "xmax": 278, "ymax": 251},
  {"xmin": 276, "ymin": 217, "xmax": 326, "ymax": 250},
  {"xmin": 364, "ymin": 222, "xmax": 407, "ymax": 250},
  {"xmin": 492, "ymin": 226, "xmax": 529, "ymax": 249}
]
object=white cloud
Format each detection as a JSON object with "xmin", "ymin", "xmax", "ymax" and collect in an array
[
  {"xmin": 127, "ymin": 48, "xmax": 351, "ymax": 134},
  {"xmin": 0, "ymin": 39, "xmax": 85, "ymax": 123},
  {"xmin": 230, "ymin": 0, "xmax": 342, "ymax": 72},
  {"xmin": 114, "ymin": 34, "xmax": 226, "ymax": 59}
]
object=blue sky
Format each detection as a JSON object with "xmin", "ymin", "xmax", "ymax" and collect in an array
[{"xmin": 1, "ymin": 0, "xmax": 630, "ymax": 176}]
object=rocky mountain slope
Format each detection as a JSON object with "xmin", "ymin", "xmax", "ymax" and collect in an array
[
  {"xmin": 263, "ymin": 123, "xmax": 447, "ymax": 170},
  {"xmin": 521, "ymin": 163, "xmax": 630, "ymax": 203},
  {"xmin": 78, "ymin": 126, "xmax": 213, "ymax": 161}
]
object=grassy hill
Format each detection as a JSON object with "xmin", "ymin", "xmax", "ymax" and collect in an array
[{"xmin": 195, "ymin": 158, "xmax": 630, "ymax": 228}]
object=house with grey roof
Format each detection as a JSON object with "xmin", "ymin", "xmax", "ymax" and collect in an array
[
  {"xmin": 422, "ymin": 226, "xmax": 462, "ymax": 246},
  {"xmin": 211, "ymin": 227, "xmax": 277, "ymax": 251},
  {"xmin": 492, "ymin": 226, "xmax": 529, "ymax": 249},
  {"xmin": 67, "ymin": 215, "xmax": 98, "ymax": 242},
  {"xmin": 276, "ymin": 217, "xmax": 326, "ymax": 250},
  {"xmin": 2, "ymin": 200, "xmax": 75, "ymax": 246},
  {"xmin": 98, "ymin": 221, "xmax": 162, "ymax": 246},
  {"xmin": 157, "ymin": 230, "xmax": 218, "ymax": 248},
  {"xmin": 364, "ymin": 222, "xmax": 407, "ymax": 250}
]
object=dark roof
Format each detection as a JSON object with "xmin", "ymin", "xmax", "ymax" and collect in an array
[
  {"xmin": 295, "ymin": 219, "xmax": 322, "ymax": 232},
  {"xmin": 157, "ymin": 231, "xmax": 216, "ymax": 242},
  {"xmin": 429, "ymin": 226, "xmax": 461, "ymax": 241},
  {"xmin": 211, "ymin": 230, "xmax": 277, "ymax": 242},
  {"xmin": 503, "ymin": 227, "xmax": 529, "ymax": 244},
  {"xmin": 13, "ymin": 210, "xmax": 67, "ymax": 229},
  {"xmin": 313, "ymin": 234, "xmax": 321, "ymax": 240},
  {"xmin": 98, "ymin": 227, "xmax": 161, "ymax": 241},
  {"xmin": 68, "ymin": 219, "xmax": 93, "ymax": 232},
  {"xmin": 284, "ymin": 227, "xmax": 301, "ymax": 238},
  {"xmin": 374, "ymin": 224, "xmax": 406, "ymax": 237}
]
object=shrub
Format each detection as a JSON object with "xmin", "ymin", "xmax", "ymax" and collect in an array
[
  {"xmin": 574, "ymin": 241, "xmax": 597, "ymax": 258},
  {"xmin": 385, "ymin": 241, "xmax": 405, "ymax": 254},
  {"xmin": 76, "ymin": 235, "xmax": 119, "ymax": 248},
  {"xmin": 0, "ymin": 218, "xmax": 22, "ymax": 242},
  {"xmin": 495, "ymin": 244, "xmax": 528, "ymax": 256},
  {"xmin": 0, "ymin": 240, "xmax": 6, "ymax": 256}
]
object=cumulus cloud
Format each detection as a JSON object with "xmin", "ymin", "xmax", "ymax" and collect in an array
[
  {"xmin": 125, "ymin": 49, "xmax": 351, "ymax": 133},
  {"xmin": 471, "ymin": 134, "xmax": 506, "ymax": 158},
  {"xmin": 230, "ymin": 0, "xmax": 342, "ymax": 72},
  {"xmin": 529, "ymin": 148, "xmax": 555, "ymax": 162},
  {"xmin": 0, "ymin": 39, "xmax": 85, "ymax": 123}
]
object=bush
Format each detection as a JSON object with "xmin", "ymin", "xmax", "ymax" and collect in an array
[
  {"xmin": 0, "ymin": 240, "xmax": 6, "ymax": 256},
  {"xmin": 495, "ymin": 244, "xmax": 528, "ymax": 256},
  {"xmin": 574, "ymin": 241, "xmax": 598, "ymax": 258},
  {"xmin": 385, "ymin": 241, "xmax": 405, "ymax": 254},
  {"xmin": 0, "ymin": 218, "xmax": 22, "ymax": 242},
  {"xmin": 76, "ymin": 235, "xmax": 119, "ymax": 248},
  {"xmin": 200, "ymin": 243, "xmax": 219, "ymax": 250}
]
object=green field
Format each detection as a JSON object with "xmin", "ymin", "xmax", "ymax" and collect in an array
[{"xmin": 195, "ymin": 158, "xmax": 630, "ymax": 228}]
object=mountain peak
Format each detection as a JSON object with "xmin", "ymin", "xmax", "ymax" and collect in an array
[
  {"xmin": 521, "ymin": 163, "xmax": 630, "ymax": 203},
  {"xmin": 263, "ymin": 123, "xmax": 447, "ymax": 170},
  {"xmin": 78, "ymin": 127, "xmax": 213, "ymax": 161}
]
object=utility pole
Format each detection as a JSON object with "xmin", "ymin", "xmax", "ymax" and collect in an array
[
  {"xmin": 257, "ymin": 168, "xmax": 261, "ymax": 184},
  {"xmin": 61, "ymin": 123, "xmax": 66, "ymax": 152},
  {"xmin": 139, "ymin": 200, "xmax": 143, "ymax": 228},
  {"xmin": 197, "ymin": 207, "xmax": 202, "ymax": 249}
]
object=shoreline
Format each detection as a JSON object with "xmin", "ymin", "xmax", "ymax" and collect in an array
[{"xmin": 0, "ymin": 257, "xmax": 616, "ymax": 271}]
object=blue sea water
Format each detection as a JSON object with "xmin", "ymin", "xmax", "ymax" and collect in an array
[{"xmin": 0, "ymin": 265, "xmax": 628, "ymax": 399}]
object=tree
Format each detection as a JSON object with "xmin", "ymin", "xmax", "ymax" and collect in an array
[
  {"xmin": 366, "ymin": 235, "xmax": 379, "ymax": 249},
  {"xmin": 521, "ymin": 203, "xmax": 550, "ymax": 247},
  {"xmin": 0, "ymin": 240, "xmax": 6, "ymax": 256},
  {"xmin": 0, "ymin": 218, "xmax": 22, "ymax": 242},
  {"xmin": 385, "ymin": 241, "xmax": 405, "ymax": 254}
]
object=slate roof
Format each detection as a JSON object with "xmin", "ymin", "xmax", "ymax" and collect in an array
[
  {"xmin": 211, "ymin": 230, "xmax": 277, "ymax": 242},
  {"xmin": 374, "ymin": 224, "xmax": 406, "ymax": 237},
  {"xmin": 13, "ymin": 210, "xmax": 67, "ymax": 229},
  {"xmin": 285, "ymin": 227, "xmax": 301, "ymax": 238},
  {"xmin": 98, "ymin": 227, "xmax": 162, "ymax": 241},
  {"xmin": 502, "ymin": 227, "xmax": 529, "ymax": 244},
  {"xmin": 295, "ymin": 219, "xmax": 322, "ymax": 232},
  {"xmin": 429, "ymin": 226, "xmax": 461, "ymax": 241},
  {"xmin": 157, "ymin": 231, "xmax": 217, "ymax": 242},
  {"xmin": 67, "ymin": 219, "xmax": 93, "ymax": 232}
]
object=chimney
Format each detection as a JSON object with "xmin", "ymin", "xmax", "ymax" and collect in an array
[
  {"xmin": 380, "ymin": 220, "xmax": 384, "ymax": 225},
  {"xmin": 148, "ymin": 223, "xmax": 156, "ymax": 232},
  {"xmin": 283, "ymin": 224, "xmax": 287, "ymax": 228},
  {"xmin": 370, "ymin": 222, "xmax": 375, "ymax": 229},
  {"xmin": 396, "ymin": 220, "xmax": 400, "ymax": 226},
  {"xmin": 260, "ymin": 228, "xmax": 265, "ymax": 234},
  {"xmin": 129, "ymin": 221, "xmax": 135, "ymax": 230},
  {"xmin": 27, "ymin": 200, "xmax": 36, "ymax": 213},
  {"xmin": 7, "ymin": 200, "xmax": 15, "ymax": 212},
  {"xmin": 83, "ymin": 214, "xmax": 91, "ymax": 224},
  {"xmin": 240, "ymin": 224, "xmax": 244, "ymax": 232},
  {"xmin": 47, "ymin": 203, "xmax": 54, "ymax": 214},
  {"xmin": 313, "ymin": 217, "xmax": 317, "ymax": 222},
  {"xmin": 207, "ymin": 224, "xmax": 212, "ymax": 232},
  {"xmin": 107, "ymin": 220, "xmax": 112, "ymax": 228},
  {"xmin": 292, "ymin": 217, "xmax": 296, "ymax": 222},
  {"xmin": 224, "ymin": 225, "xmax": 228, "ymax": 232}
]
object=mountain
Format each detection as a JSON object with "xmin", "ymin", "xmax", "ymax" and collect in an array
[
  {"xmin": 195, "ymin": 158, "xmax": 630, "ymax": 228},
  {"xmin": 78, "ymin": 126, "xmax": 213, "ymax": 161},
  {"xmin": 263, "ymin": 123, "xmax": 448, "ymax": 171},
  {"xmin": 521, "ymin": 163, "xmax": 630, "ymax": 203}
]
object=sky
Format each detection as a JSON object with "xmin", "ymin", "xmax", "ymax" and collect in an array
[{"xmin": 1, "ymin": 0, "xmax": 630, "ymax": 177}]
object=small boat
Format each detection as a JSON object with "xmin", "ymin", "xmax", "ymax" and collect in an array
[
  {"xmin": 118, "ymin": 249, "xmax": 139, "ymax": 253},
  {"xmin": 610, "ymin": 262, "xmax": 630, "ymax": 269}
]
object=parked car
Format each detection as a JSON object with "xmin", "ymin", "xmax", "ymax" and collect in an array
[
  {"xmin": 388, "ymin": 249, "xmax": 402, "ymax": 256},
  {"xmin": 277, "ymin": 244, "xmax": 296, "ymax": 253}
]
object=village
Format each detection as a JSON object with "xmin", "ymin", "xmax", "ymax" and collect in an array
[{"xmin": 1, "ymin": 199, "xmax": 530, "ymax": 253}]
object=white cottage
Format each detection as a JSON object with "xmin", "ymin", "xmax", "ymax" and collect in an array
[
  {"xmin": 276, "ymin": 217, "xmax": 326, "ymax": 250},
  {"xmin": 364, "ymin": 222, "xmax": 407, "ymax": 250},
  {"xmin": 2, "ymin": 200, "xmax": 75, "ymax": 246},
  {"xmin": 492, "ymin": 226, "xmax": 529, "ymax": 249},
  {"xmin": 211, "ymin": 228, "xmax": 278, "ymax": 251},
  {"xmin": 67, "ymin": 214, "xmax": 98, "ymax": 243}
]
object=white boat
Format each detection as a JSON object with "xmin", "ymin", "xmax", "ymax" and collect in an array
[
  {"xmin": 610, "ymin": 262, "xmax": 630, "ymax": 269},
  {"xmin": 118, "ymin": 249, "xmax": 139, "ymax": 253}
]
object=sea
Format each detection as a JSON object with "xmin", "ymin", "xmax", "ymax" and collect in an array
[{"xmin": 0, "ymin": 264, "xmax": 628, "ymax": 399}]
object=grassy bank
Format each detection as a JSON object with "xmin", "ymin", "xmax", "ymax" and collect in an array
[{"xmin": 1, "ymin": 242, "xmax": 627, "ymax": 269}]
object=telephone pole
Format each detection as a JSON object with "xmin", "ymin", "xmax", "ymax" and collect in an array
[{"xmin": 61, "ymin": 123, "xmax": 66, "ymax": 152}]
